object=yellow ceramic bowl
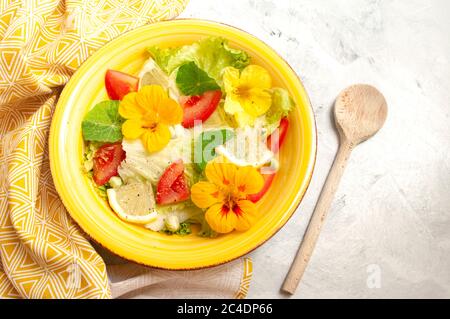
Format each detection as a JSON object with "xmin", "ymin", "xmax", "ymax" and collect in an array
[{"xmin": 49, "ymin": 19, "xmax": 316, "ymax": 269}]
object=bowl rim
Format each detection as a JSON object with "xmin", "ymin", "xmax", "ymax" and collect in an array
[{"xmin": 49, "ymin": 18, "xmax": 317, "ymax": 270}]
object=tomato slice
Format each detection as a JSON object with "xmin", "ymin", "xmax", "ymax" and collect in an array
[
  {"xmin": 179, "ymin": 90, "xmax": 222, "ymax": 128},
  {"xmin": 93, "ymin": 143, "xmax": 126, "ymax": 186},
  {"xmin": 171, "ymin": 175, "xmax": 190, "ymax": 198},
  {"xmin": 105, "ymin": 69, "xmax": 139, "ymax": 100},
  {"xmin": 248, "ymin": 118, "xmax": 289, "ymax": 202},
  {"xmin": 267, "ymin": 117, "xmax": 289, "ymax": 154},
  {"xmin": 156, "ymin": 160, "xmax": 190, "ymax": 205},
  {"xmin": 248, "ymin": 172, "xmax": 276, "ymax": 203}
]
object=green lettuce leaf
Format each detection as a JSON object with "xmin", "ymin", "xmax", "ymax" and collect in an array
[
  {"xmin": 82, "ymin": 100, "xmax": 124, "ymax": 142},
  {"xmin": 176, "ymin": 61, "xmax": 220, "ymax": 95},
  {"xmin": 148, "ymin": 37, "xmax": 250, "ymax": 84},
  {"xmin": 265, "ymin": 88, "xmax": 295, "ymax": 134},
  {"xmin": 147, "ymin": 46, "xmax": 181, "ymax": 74}
]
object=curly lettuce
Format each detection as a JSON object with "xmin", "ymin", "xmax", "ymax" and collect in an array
[
  {"xmin": 148, "ymin": 37, "xmax": 250, "ymax": 85},
  {"xmin": 265, "ymin": 88, "xmax": 295, "ymax": 134}
]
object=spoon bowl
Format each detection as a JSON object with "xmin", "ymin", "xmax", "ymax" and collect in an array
[{"xmin": 335, "ymin": 84, "xmax": 388, "ymax": 145}]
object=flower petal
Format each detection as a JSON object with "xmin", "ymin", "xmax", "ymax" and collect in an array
[
  {"xmin": 224, "ymin": 95, "xmax": 243, "ymax": 115},
  {"xmin": 136, "ymin": 85, "xmax": 167, "ymax": 112},
  {"xmin": 157, "ymin": 98, "xmax": 183, "ymax": 125},
  {"xmin": 122, "ymin": 119, "xmax": 145, "ymax": 139},
  {"xmin": 140, "ymin": 123, "xmax": 171, "ymax": 153},
  {"xmin": 234, "ymin": 200, "xmax": 258, "ymax": 232},
  {"xmin": 205, "ymin": 203, "xmax": 237, "ymax": 234},
  {"xmin": 191, "ymin": 181, "xmax": 224, "ymax": 209},
  {"xmin": 234, "ymin": 111, "xmax": 255, "ymax": 127},
  {"xmin": 119, "ymin": 92, "xmax": 145, "ymax": 119},
  {"xmin": 141, "ymin": 110, "xmax": 159, "ymax": 127},
  {"xmin": 234, "ymin": 166, "xmax": 264, "ymax": 195},
  {"xmin": 205, "ymin": 160, "xmax": 236, "ymax": 189},
  {"xmin": 223, "ymin": 67, "xmax": 240, "ymax": 93},
  {"xmin": 240, "ymin": 65, "xmax": 272, "ymax": 89},
  {"xmin": 240, "ymin": 88, "xmax": 272, "ymax": 117}
]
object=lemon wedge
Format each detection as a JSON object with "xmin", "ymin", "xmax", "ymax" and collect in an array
[
  {"xmin": 215, "ymin": 126, "xmax": 274, "ymax": 167},
  {"xmin": 107, "ymin": 182, "xmax": 157, "ymax": 224}
]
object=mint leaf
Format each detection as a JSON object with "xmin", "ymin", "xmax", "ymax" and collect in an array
[
  {"xmin": 176, "ymin": 62, "xmax": 220, "ymax": 96},
  {"xmin": 194, "ymin": 129, "xmax": 234, "ymax": 171},
  {"xmin": 82, "ymin": 100, "xmax": 124, "ymax": 142}
]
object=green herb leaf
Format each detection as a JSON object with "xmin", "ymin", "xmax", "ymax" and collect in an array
[
  {"xmin": 175, "ymin": 222, "xmax": 192, "ymax": 236},
  {"xmin": 161, "ymin": 222, "xmax": 192, "ymax": 236},
  {"xmin": 194, "ymin": 129, "xmax": 234, "ymax": 171},
  {"xmin": 175, "ymin": 62, "xmax": 220, "ymax": 96},
  {"xmin": 82, "ymin": 100, "xmax": 124, "ymax": 142}
]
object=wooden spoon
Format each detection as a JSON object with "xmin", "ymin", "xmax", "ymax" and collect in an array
[{"xmin": 281, "ymin": 84, "xmax": 388, "ymax": 295}]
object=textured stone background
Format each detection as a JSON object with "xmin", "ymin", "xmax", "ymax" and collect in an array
[{"xmin": 181, "ymin": 0, "xmax": 450, "ymax": 298}]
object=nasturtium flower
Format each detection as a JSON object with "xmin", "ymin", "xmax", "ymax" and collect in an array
[
  {"xmin": 119, "ymin": 85, "xmax": 183, "ymax": 153},
  {"xmin": 190, "ymin": 159, "xmax": 264, "ymax": 234},
  {"xmin": 223, "ymin": 65, "xmax": 272, "ymax": 126}
]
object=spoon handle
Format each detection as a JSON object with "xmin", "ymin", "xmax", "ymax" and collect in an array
[{"xmin": 281, "ymin": 139, "xmax": 353, "ymax": 295}]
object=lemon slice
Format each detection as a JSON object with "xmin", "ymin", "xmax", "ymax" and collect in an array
[
  {"xmin": 107, "ymin": 182, "xmax": 157, "ymax": 224},
  {"xmin": 215, "ymin": 126, "xmax": 274, "ymax": 167},
  {"xmin": 138, "ymin": 58, "xmax": 180, "ymax": 100}
]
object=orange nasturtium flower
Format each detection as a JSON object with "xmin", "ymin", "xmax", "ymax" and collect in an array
[
  {"xmin": 190, "ymin": 160, "xmax": 264, "ymax": 234},
  {"xmin": 119, "ymin": 85, "xmax": 183, "ymax": 152}
]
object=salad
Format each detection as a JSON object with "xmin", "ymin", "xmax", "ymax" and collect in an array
[{"xmin": 81, "ymin": 37, "xmax": 295, "ymax": 237}]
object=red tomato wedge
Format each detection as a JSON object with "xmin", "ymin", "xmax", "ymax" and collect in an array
[
  {"xmin": 179, "ymin": 90, "xmax": 222, "ymax": 128},
  {"xmin": 267, "ymin": 117, "xmax": 289, "ymax": 154},
  {"xmin": 93, "ymin": 143, "xmax": 126, "ymax": 186},
  {"xmin": 249, "ymin": 118, "xmax": 290, "ymax": 202},
  {"xmin": 156, "ymin": 160, "xmax": 190, "ymax": 205},
  {"xmin": 248, "ymin": 172, "xmax": 276, "ymax": 203},
  {"xmin": 105, "ymin": 69, "xmax": 139, "ymax": 100}
]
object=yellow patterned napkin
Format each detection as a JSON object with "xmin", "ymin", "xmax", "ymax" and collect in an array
[{"xmin": 0, "ymin": 0, "xmax": 252, "ymax": 299}]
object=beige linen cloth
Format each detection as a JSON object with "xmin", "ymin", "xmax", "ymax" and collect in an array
[{"xmin": 0, "ymin": 0, "xmax": 252, "ymax": 299}]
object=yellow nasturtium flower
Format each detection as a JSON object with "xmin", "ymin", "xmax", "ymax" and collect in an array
[
  {"xmin": 119, "ymin": 85, "xmax": 183, "ymax": 153},
  {"xmin": 223, "ymin": 65, "xmax": 272, "ymax": 126},
  {"xmin": 190, "ymin": 159, "xmax": 264, "ymax": 234}
]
